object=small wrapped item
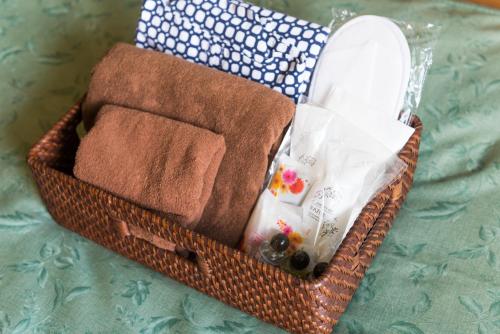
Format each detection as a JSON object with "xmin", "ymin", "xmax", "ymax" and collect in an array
[
  {"xmin": 268, "ymin": 155, "xmax": 314, "ymax": 205},
  {"xmin": 135, "ymin": 0, "xmax": 331, "ymax": 102}
]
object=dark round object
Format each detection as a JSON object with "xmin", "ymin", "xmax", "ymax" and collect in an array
[
  {"xmin": 290, "ymin": 251, "xmax": 310, "ymax": 270},
  {"xmin": 270, "ymin": 233, "xmax": 290, "ymax": 252},
  {"xmin": 313, "ymin": 262, "xmax": 328, "ymax": 278}
]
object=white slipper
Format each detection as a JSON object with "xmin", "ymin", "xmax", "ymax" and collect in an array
[{"xmin": 308, "ymin": 15, "xmax": 411, "ymax": 120}]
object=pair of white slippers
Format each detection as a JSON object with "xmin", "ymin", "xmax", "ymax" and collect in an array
[{"xmin": 307, "ymin": 15, "xmax": 414, "ymax": 154}]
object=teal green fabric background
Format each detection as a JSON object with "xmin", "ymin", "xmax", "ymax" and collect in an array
[{"xmin": 1, "ymin": 0, "xmax": 500, "ymax": 333}]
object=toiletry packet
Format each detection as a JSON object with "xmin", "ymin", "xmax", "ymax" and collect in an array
[
  {"xmin": 297, "ymin": 118, "xmax": 397, "ymax": 262},
  {"xmin": 305, "ymin": 144, "xmax": 406, "ymax": 264},
  {"xmin": 268, "ymin": 155, "xmax": 314, "ymax": 205},
  {"xmin": 290, "ymin": 104, "xmax": 333, "ymax": 173}
]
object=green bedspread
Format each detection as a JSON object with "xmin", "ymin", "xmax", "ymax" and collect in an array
[{"xmin": 1, "ymin": 0, "xmax": 499, "ymax": 333}]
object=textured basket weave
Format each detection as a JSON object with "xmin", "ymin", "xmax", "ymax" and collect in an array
[{"xmin": 28, "ymin": 102, "xmax": 422, "ymax": 334}]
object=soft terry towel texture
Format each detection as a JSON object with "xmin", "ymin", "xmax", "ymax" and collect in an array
[
  {"xmin": 83, "ymin": 43, "xmax": 295, "ymax": 246},
  {"xmin": 75, "ymin": 105, "xmax": 226, "ymax": 228},
  {"xmin": 135, "ymin": 0, "xmax": 331, "ymax": 103}
]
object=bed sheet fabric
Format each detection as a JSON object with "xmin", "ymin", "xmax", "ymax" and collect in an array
[{"xmin": 1, "ymin": 0, "xmax": 500, "ymax": 333}]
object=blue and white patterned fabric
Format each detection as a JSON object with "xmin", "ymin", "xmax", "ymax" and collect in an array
[{"xmin": 135, "ymin": 0, "xmax": 331, "ymax": 102}]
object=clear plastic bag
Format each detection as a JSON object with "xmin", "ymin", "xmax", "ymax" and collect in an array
[
  {"xmin": 291, "ymin": 106, "xmax": 408, "ymax": 268},
  {"xmin": 313, "ymin": 153, "xmax": 407, "ymax": 265},
  {"xmin": 245, "ymin": 105, "xmax": 408, "ymax": 276},
  {"xmin": 248, "ymin": 8, "xmax": 438, "ymax": 276}
]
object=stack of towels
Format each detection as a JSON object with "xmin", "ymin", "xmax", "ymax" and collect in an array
[
  {"xmin": 76, "ymin": 43, "xmax": 295, "ymax": 247},
  {"xmin": 75, "ymin": 0, "xmax": 331, "ymax": 247}
]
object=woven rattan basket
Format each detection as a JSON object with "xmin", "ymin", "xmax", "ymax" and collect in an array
[{"xmin": 28, "ymin": 102, "xmax": 422, "ymax": 334}]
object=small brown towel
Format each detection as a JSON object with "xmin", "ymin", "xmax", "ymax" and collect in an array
[
  {"xmin": 83, "ymin": 43, "xmax": 295, "ymax": 246},
  {"xmin": 74, "ymin": 105, "xmax": 226, "ymax": 228}
]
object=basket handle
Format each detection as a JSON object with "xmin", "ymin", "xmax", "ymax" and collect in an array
[
  {"xmin": 115, "ymin": 219, "xmax": 177, "ymax": 252},
  {"xmin": 111, "ymin": 217, "xmax": 212, "ymax": 278}
]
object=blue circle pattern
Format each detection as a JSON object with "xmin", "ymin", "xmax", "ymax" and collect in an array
[{"xmin": 135, "ymin": 0, "xmax": 331, "ymax": 103}]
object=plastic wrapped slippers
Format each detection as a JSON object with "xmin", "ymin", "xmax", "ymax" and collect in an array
[{"xmin": 308, "ymin": 15, "xmax": 411, "ymax": 120}]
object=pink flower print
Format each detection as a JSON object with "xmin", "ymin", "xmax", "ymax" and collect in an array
[
  {"xmin": 283, "ymin": 226, "xmax": 293, "ymax": 236},
  {"xmin": 282, "ymin": 169, "xmax": 297, "ymax": 185}
]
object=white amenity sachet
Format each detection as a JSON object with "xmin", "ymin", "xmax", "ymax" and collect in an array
[
  {"xmin": 292, "ymin": 104, "xmax": 408, "ymax": 263},
  {"xmin": 324, "ymin": 87, "xmax": 415, "ymax": 154}
]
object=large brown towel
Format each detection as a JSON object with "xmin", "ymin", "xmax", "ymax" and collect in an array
[
  {"xmin": 82, "ymin": 43, "xmax": 295, "ymax": 247},
  {"xmin": 74, "ymin": 105, "xmax": 226, "ymax": 227}
]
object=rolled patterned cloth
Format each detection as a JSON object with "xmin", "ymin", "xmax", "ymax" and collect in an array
[{"xmin": 135, "ymin": 0, "xmax": 331, "ymax": 103}]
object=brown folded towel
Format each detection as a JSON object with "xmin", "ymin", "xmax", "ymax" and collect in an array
[
  {"xmin": 74, "ymin": 105, "xmax": 226, "ymax": 228},
  {"xmin": 83, "ymin": 43, "xmax": 295, "ymax": 247}
]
